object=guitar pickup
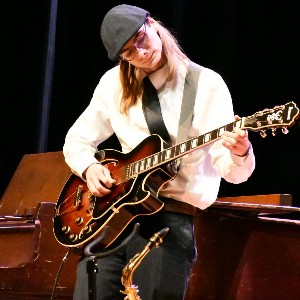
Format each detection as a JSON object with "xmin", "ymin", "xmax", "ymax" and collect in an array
[{"xmin": 74, "ymin": 185, "xmax": 83, "ymax": 207}]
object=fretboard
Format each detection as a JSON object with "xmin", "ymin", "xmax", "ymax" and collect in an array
[{"xmin": 127, "ymin": 119, "xmax": 242, "ymax": 178}]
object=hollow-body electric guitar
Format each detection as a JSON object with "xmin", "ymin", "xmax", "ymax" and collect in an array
[{"xmin": 53, "ymin": 101, "xmax": 299, "ymax": 250}]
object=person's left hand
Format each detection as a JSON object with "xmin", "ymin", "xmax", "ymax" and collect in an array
[{"xmin": 222, "ymin": 115, "xmax": 250, "ymax": 157}]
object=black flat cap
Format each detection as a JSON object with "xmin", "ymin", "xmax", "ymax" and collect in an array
[{"xmin": 100, "ymin": 4, "xmax": 150, "ymax": 61}]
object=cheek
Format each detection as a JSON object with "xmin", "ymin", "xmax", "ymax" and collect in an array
[
  {"xmin": 150, "ymin": 33, "xmax": 163, "ymax": 52},
  {"xmin": 151, "ymin": 41, "xmax": 163, "ymax": 61}
]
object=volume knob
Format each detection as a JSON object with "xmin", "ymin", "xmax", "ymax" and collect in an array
[
  {"xmin": 75, "ymin": 217, "xmax": 83, "ymax": 225},
  {"xmin": 62, "ymin": 225, "xmax": 70, "ymax": 234}
]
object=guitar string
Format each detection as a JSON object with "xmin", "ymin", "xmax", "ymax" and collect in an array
[{"xmin": 109, "ymin": 120, "xmax": 239, "ymax": 183}]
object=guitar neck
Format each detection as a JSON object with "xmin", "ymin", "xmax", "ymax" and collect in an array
[
  {"xmin": 129, "ymin": 119, "xmax": 242, "ymax": 178},
  {"xmin": 118, "ymin": 101, "xmax": 300, "ymax": 182}
]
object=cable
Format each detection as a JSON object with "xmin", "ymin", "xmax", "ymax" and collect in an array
[{"xmin": 50, "ymin": 248, "xmax": 71, "ymax": 300}]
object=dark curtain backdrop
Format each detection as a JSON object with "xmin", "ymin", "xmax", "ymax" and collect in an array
[{"xmin": 1, "ymin": 0, "xmax": 300, "ymax": 205}]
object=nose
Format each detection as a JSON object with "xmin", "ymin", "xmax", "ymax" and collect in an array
[{"xmin": 136, "ymin": 48, "xmax": 148, "ymax": 59}]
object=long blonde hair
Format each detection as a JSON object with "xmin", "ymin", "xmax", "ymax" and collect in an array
[{"xmin": 119, "ymin": 19, "xmax": 188, "ymax": 114}]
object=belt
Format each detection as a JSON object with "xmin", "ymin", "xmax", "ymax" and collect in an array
[{"xmin": 160, "ymin": 197, "xmax": 198, "ymax": 217}]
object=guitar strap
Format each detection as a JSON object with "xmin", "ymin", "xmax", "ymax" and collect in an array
[
  {"xmin": 142, "ymin": 76, "xmax": 172, "ymax": 145},
  {"xmin": 177, "ymin": 61, "xmax": 202, "ymax": 144},
  {"xmin": 142, "ymin": 61, "xmax": 202, "ymax": 145}
]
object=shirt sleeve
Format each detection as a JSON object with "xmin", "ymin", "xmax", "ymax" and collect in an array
[
  {"xmin": 193, "ymin": 67, "xmax": 256, "ymax": 184},
  {"xmin": 63, "ymin": 68, "xmax": 118, "ymax": 178}
]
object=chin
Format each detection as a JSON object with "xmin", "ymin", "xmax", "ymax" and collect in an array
[
  {"xmin": 141, "ymin": 52, "xmax": 163, "ymax": 73},
  {"xmin": 144, "ymin": 52, "xmax": 155, "ymax": 64},
  {"xmin": 149, "ymin": 52, "xmax": 163, "ymax": 68}
]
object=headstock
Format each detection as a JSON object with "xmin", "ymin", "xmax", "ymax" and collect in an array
[{"xmin": 243, "ymin": 101, "xmax": 299, "ymax": 137}]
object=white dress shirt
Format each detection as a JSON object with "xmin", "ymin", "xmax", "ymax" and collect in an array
[{"xmin": 63, "ymin": 59, "xmax": 255, "ymax": 209}]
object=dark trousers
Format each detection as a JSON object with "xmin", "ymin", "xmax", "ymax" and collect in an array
[{"xmin": 73, "ymin": 211, "xmax": 197, "ymax": 300}]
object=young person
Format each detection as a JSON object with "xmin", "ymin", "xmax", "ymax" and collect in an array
[{"xmin": 63, "ymin": 4, "xmax": 255, "ymax": 300}]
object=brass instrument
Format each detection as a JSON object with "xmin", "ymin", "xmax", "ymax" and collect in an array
[{"xmin": 120, "ymin": 227, "xmax": 169, "ymax": 300}]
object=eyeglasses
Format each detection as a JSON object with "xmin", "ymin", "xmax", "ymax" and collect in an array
[{"xmin": 120, "ymin": 24, "xmax": 149, "ymax": 61}]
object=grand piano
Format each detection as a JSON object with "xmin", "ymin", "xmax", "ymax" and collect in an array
[{"xmin": 1, "ymin": 152, "xmax": 300, "ymax": 299}]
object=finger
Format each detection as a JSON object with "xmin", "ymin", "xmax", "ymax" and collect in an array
[
  {"xmin": 101, "ymin": 167, "xmax": 116, "ymax": 186},
  {"xmin": 222, "ymin": 140, "xmax": 236, "ymax": 151},
  {"xmin": 86, "ymin": 172, "xmax": 115, "ymax": 197},
  {"xmin": 233, "ymin": 127, "xmax": 248, "ymax": 139},
  {"xmin": 222, "ymin": 132, "xmax": 238, "ymax": 145},
  {"xmin": 88, "ymin": 164, "xmax": 116, "ymax": 187},
  {"xmin": 87, "ymin": 179, "xmax": 112, "ymax": 197}
]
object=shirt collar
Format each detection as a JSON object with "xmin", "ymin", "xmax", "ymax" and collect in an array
[
  {"xmin": 137, "ymin": 58, "xmax": 189, "ymax": 91},
  {"xmin": 137, "ymin": 63, "xmax": 169, "ymax": 91},
  {"xmin": 148, "ymin": 63, "xmax": 169, "ymax": 90}
]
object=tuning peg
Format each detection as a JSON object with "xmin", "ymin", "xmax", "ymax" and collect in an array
[
  {"xmin": 260, "ymin": 130, "xmax": 267, "ymax": 138},
  {"xmin": 272, "ymin": 128, "xmax": 276, "ymax": 136},
  {"xmin": 282, "ymin": 127, "xmax": 289, "ymax": 134}
]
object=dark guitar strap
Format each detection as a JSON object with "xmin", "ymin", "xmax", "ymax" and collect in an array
[
  {"xmin": 142, "ymin": 61, "xmax": 202, "ymax": 145},
  {"xmin": 142, "ymin": 76, "xmax": 172, "ymax": 145}
]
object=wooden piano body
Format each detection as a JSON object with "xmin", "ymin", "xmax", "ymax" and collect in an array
[
  {"xmin": 1, "ymin": 152, "xmax": 300, "ymax": 299},
  {"xmin": 0, "ymin": 152, "xmax": 78, "ymax": 299},
  {"xmin": 186, "ymin": 197, "xmax": 300, "ymax": 300}
]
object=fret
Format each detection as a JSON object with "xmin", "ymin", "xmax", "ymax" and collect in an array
[
  {"xmin": 174, "ymin": 144, "xmax": 181, "ymax": 157},
  {"xmin": 153, "ymin": 153, "xmax": 159, "ymax": 165},
  {"xmin": 135, "ymin": 161, "xmax": 141, "ymax": 173},
  {"xmin": 219, "ymin": 127, "xmax": 225, "ymax": 136},
  {"xmin": 136, "ymin": 162, "xmax": 140, "ymax": 174},
  {"xmin": 180, "ymin": 143, "xmax": 187, "ymax": 154},
  {"xmin": 158, "ymin": 151, "xmax": 163, "ymax": 164},
  {"xmin": 130, "ymin": 162, "xmax": 135, "ymax": 176},
  {"xmin": 191, "ymin": 138, "xmax": 198, "ymax": 149},
  {"xmin": 165, "ymin": 146, "xmax": 175, "ymax": 161},
  {"xmin": 143, "ymin": 159, "xmax": 147, "ymax": 170},
  {"xmin": 150, "ymin": 155, "xmax": 155, "ymax": 166},
  {"xmin": 140, "ymin": 160, "xmax": 146, "ymax": 171},
  {"xmin": 146, "ymin": 157, "xmax": 152, "ymax": 169},
  {"xmin": 160, "ymin": 150, "xmax": 166, "ymax": 162},
  {"xmin": 235, "ymin": 120, "xmax": 242, "ymax": 128},
  {"xmin": 210, "ymin": 129, "xmax": 218, "ymax": 140},
  {"xmin": 184, "ymin": 140, "xmax": 190, "ymax": 152},
  {"xmin": 144, "ymin": 158, "xmax": 149, "ymax": 170},
  {"xmin": 199, "ymin": 135, "xmax": 204, "ymax": 146},
  {"xmin": 131, "ymin": 162, "xmax": 135, "ymax": 175},
  {"xmin": 204, "ymin": 133, "xmax": 211, "ymax": 143},
  {"xmin": 225, "ymin": 122, "xmax": 234, "ymax": 132},
  {"xmin": 187, "ymin": 140, "xmax": 194, "ymax": 151},
  {"xmin": 165, "ymin": 148, "xmax": 172, "ymax": 160}
]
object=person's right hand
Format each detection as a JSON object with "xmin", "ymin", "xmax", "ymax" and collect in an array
[{"xmin": 84, "ymin": 163, "xmax": 116, "ymax": 197}]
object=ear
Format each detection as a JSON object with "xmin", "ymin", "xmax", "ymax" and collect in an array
[{"xmin": 148, "ymin": 17, "xmax": 159, "ymax": 32}]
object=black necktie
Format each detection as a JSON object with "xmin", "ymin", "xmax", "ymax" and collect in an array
[{"xmin": 142, "ymin": 76, "xmax": 171, "ymax": 144}]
